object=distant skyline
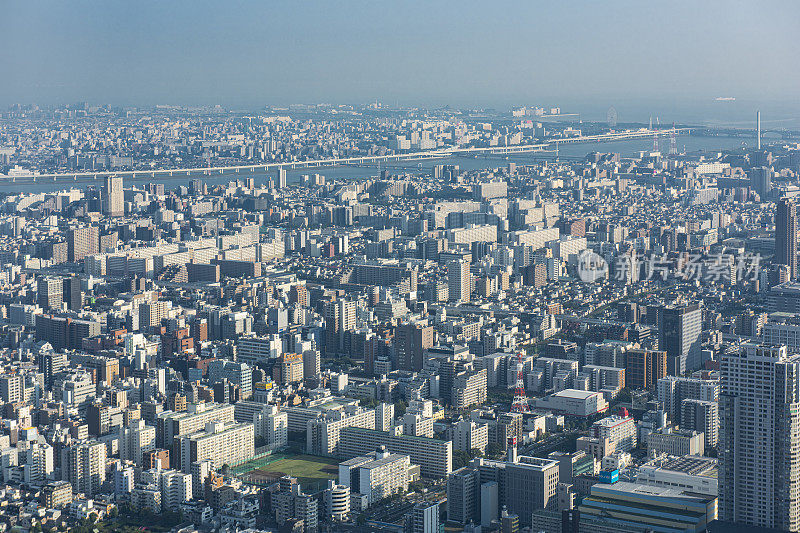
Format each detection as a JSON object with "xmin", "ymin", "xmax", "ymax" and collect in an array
[{"xmin": 3, "ymin": 1, "xmax": 799, "ymax": 124}]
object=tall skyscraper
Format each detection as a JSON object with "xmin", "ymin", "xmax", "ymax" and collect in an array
[
  {"xmin": 448, "ymin": 258, "xmax": 471, "ymax": 303},
  {"xmin": 190, "ymin": 179, "xmax": 205, "ymax": 196},
  {"xmin": 324, "ymin": 299, "xmax": 356, "ymax": 356},
  {"xmin": 658, "ymin": 303, "xmax": 702, "ymax": 375},
  {"xmin": 67, "ymin": 226, "xmax": 99, "ymax": 263},
  {"xmin": 719, "ymin": 344, "xmax": 800, "ymax": 531},
  {"xmin": 757, "ymin": 110, "xmax": 762, "ymax": 150},
  {"xmin": 62, "ymin": 276, "xmax": 83, "ymax": 310},
  {"xmin": 749, "ymin": 166, "xmax": 772, "ymax": 199},
  {"xmin": 775, "ymin": 197, "xmax": 797, "ymax": 280},
  {"xmin": 103, "ymin": 176, "xmax": 124, "ymax": 217},
  {"xmin": 66, "ymin": 441, "xmax": 107, "ymax": 497},
  {"xmin": 395, "ymin": 322, "xmax": 434, "ymax": 372}
]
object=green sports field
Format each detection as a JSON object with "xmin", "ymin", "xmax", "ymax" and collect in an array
[{"xmin": 236, "ymin": 453, "xmax": 339, "ymax": 490}]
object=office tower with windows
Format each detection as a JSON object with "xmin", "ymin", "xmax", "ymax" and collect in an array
[
  {"xmin": 448, "ymin": 258, "xmax": 471, "ymax": 303},
  {"xmin": 658, "ymin": 303, "xmax": 702, "ymax": 375},
  {"xmin": 67, "ymin": 226, "xmax": 99, "ymax": 262},
  {"xmin": 719, "ymin": 343, "xmax": 800, "ymax": 531},
  {"xmin": 409, "ymin": 501, "xmax": 440, "ymax": 533},
  {"xmin": 104, "ymin": 176, "xmax": 124, "ymax": 217},
  {"xmin": 395, "ymin": 322, "xmax": 434, "ymax": 372},
  {"xmin": 66, "ymin": 441, "xmax": 107, "ymax": 497},
  {"xmin": 324, "ymin": 299, "xmax": 356, "ymax": 356},
  {"xmin": 63, "ymin": 276, "xmax": 83, "ymax": 310},
  {"xmin": 776, "ymin": 197, "xmax": 797, "ymax": 280},
  {"xmin": 37, "ymin": 277, "xmax": 63, "ymax": 310}
]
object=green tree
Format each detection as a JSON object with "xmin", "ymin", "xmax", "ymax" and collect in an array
[
  {"xmin": 452, "ymin": 450, "xmax": 472, "ymax": 469},
  {"xmin": 486, "ymin": 442, "xmax": 505, "ymax": 459},
  {"xmin": 360, "ymin": 397, "xmax": 379, "ymax": 409}
]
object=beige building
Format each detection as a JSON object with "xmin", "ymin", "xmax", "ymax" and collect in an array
[
  {"xmin": 65, "ymin": 441, "xmax": 106, "ymax": 497},
  {"xmin": 307, "ymin": 409, "xmax": 376, "ymax": 456},
  {"xmin": 178, "ymin": 421, "xmax": 254, "ymax": 472},
  {"xmin": 452, "ymin": 419, "xmax": 488, "ymax": 453}
]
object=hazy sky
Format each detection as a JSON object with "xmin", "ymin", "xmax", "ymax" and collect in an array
[{"xmin": 2, "ymin": 1, "xmax": 799, "ymax": 117}]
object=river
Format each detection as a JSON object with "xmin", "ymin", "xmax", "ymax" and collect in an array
[{"xmin": 1, "ymin": 133, "xmax": 764, "ymax": 194}]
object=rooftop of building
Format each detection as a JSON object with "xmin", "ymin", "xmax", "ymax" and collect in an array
[
  {"xmin": 589, "ymin": 481, "xmax": 718, "ymax": 505},
  {"xmin": 646, "ymin": 455, "xmax": 718, "ymax": 478},
  {"xmin": 549, "ymin": 389, "xmax": 601, "ymax": 400}
]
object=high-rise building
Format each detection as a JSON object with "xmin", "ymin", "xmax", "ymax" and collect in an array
[
  {"xmin": 719, "ymin": 343, "xmax": 800, "ymax": 531},
  {"xmin": 446, "ymin": 467, "xmax": 480, "ymax": 525},
  {"xmin": 452, "ymin": 419, "xmax": 489, "ymax": 454},
  {"xmin": 338, "ymin": 447, "xmax": 410, "ymax": 506},
  {"xmin": 324, "ymin": 299, "xmax": 356, "ymax": 356},
  {"xmin": 177, "ymin": 421, "xmax": 254, "ymax": 473},
  {"xmin": 375, "ymin": 402, "xmax": 394, "ymax": 432},
  {"xmin": 252, "ymin": 405, "xmax": 288, "ymax": 448},
  {"xmin": 775, "ymin": 197, "xmax": 797, "ymax": 280},
  {"xmin": 190, "ymin": 179, "xmax": 205, "ymax": 196},
  {"xmin": 749, "ymin": 166, "xmax": 772, "ymax": 198},
  {"xmin": 339, "ymin": 426, "xmax": 452, "ymax": 478},
  {"xmin": 67, "ymin": 226, "xmax": 99, "ymax": 263},
  {"xmin": 448, "ymin": 259, "xmax": 471, "ymax": 303},
  {"xmin": 38, "ymin": 351, "xmax": 68, "ymax": 387},
  {"xmin": 409, "ymin": 501, "xmax": 440, "ymax": 533},
  {"xmin": 451, "ymin": 368, "xmax": 488, "ymax": 409},
  {"xmin": 0, "ymin": 375, "xmax": 22, "ymax": 403},
  {"xmin": 625, "ymin": 349, "xmax": 667, "ymax": 390},
  {"xmin": 119, "ymin": 419, "xmax": 156, "ymax": 466},
  {"xmin": 657, "ymin": 376, "xmax": 719, "ymax": 423},
  {"xmin": 37, "ymin": 277, "xmax": 63, "ymax": 310},
  {"xmin": 159, "ymin": 469, "xmax": 193, "ymax": 511},
  {"xmin": 681, "ymin": 398, "xmax": 719, "ymax": 449},
  {"xmin": 504, "ymin": 456, "xmax": 560, "ymax": 525},
  {"xmin": 62, "ymin": 276, "xmax": 83, "ymax": 310},
  {"xmin": 208, "ymin": 360, "xmax": 252, "ymax": 399},
  {"xmin": 591, "ymin": 414, "xmax": 637, "ymax": 452},
  {"xmin": 395, "ymin": 322, "xmax": 434, "ymax": 372},
  {"xmin": 104, "ymin": 176, "xmax": 124, "ymax": 217},
  {"xmin": 658, "ymin": 303, "xmax": 702, "ymax": 375},
  {"xmin": 140, "ymin": 300, "xmax": 169, "ymax": 329},
  {"xmin": 158, "ymin": 402, "xmax": 236, "ymax": 451},
  {"xmin": 65, "ymin": 441, "xmax": 107, "ymax": 497}
]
